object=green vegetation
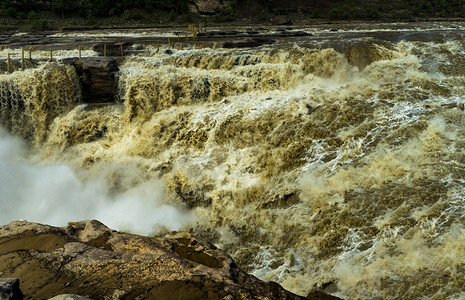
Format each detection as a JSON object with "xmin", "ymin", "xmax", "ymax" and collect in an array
[
  {"xmin": 0, "ymin": 0, "xmax": 190, "ymax": 20},
  {"xmin": 328, "ymin": 0, "xmax": 465, "ymax": 20},
  {"xmin": 0, "ymin": 0, "xmax": 463, "ymax": 31},
  {"xmin": 28, "ymin": 19, "xmax": 51, "ymax": 31},
  {"xmin": 214, "ymin": 4, "xmax": 237, "ymax": 22}
]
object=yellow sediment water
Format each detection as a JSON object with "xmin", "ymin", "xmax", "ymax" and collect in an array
[
  {"xmin": 2, "ymin": 35, "xmax": 465, "ymax": 299},
  {"xmin": 0, "ymin": 64, "xmax": 80, "ymax": 144}
]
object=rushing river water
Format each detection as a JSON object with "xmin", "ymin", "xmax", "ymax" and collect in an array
[{"xmin": 1, "ymin": 22, "xmax": 465, "ymax": 298}]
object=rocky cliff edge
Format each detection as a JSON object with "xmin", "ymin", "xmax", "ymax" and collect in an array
[{"xmin": 0, "ymin": 220, "xmax": 340, "ymax": 300}]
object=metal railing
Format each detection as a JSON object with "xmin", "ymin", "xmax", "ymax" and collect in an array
[{"xmin": 1, "ymin": 24, "xmax": 207, "ymax": 74}]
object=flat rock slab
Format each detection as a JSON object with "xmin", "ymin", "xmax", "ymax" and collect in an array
[{"xmin": 0, "ymin": 220, "xmax": 314, "ymax": 300}]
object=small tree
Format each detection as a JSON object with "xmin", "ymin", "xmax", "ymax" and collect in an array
[
  {"xmin": 262, "ymin": 0, "xmax": 274, "ymax": 13},
  {"xmin": 52, "ymin": 0, "xmax": 66, "ymax": 18},
  {"xmin": 52, "ymin": 0, "xmax": 78, "ymax": 18}
]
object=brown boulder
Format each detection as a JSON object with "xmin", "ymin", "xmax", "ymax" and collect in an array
[
  {"xmin": 92, "ymin": 43, "xmax": 135, "ymax": 57},
  {"xmin": 61, "ymin": 57, "xmax": 118, "ymax": 104},
  {"xmin": 0, "ymin": 220, "xmax": 311, "ymax": 300}
]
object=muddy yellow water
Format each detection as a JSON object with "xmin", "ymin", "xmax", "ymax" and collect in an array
[{"xmin": 1, "ymin": 24, "xmax": 465, "ymax": 298}]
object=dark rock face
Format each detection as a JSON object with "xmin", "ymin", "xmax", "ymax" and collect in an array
[
  {"xmin": 61, "ymin": 57, "xmax": 119, "ymax": 103},
  {"xmin": 0, "ymin": 220, "xmax": 323, "ymax": 300},
  {"xmin": 307, "ymin": 290, "xmax": 342, "ymax": 300},
  {"xmin": 0, "ymin": 278, "xmax": 22, "ymax": 300}
]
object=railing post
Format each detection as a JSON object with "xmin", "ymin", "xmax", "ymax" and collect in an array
[
  {"xmin": 7, "ymin": 53, "xmax": 10, "ymax": 73},
  {"xmin": 21, "ymin": 48, "xmax": 25, "ymax": 71},
  {"xmin": 121, "ymin": 44, "xmax": 124, "ymax": 57},
  {"xmin": 104, "ymin": 44, "xmax": 107, "ymax": 57},
  {"xmin": 79, "ymin": 45, "xmax": 81, "ymax": 59},
  {"xmin": 49, "ymin": 49, "xmax": 53, "ymax": 62}
]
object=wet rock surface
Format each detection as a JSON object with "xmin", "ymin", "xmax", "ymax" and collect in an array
[
  {"xmin": 0, "ymin": 220, "xmax": 337, "ymax": 300},
  {"xmin": 61, "ymin": 57, "xmax": 119, "ymax": 103}
]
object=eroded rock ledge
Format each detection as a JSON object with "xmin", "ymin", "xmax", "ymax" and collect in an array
[
  {"xmin": 61, "ymin": 57, "xmax": 119, "ymax": 104},
  {"xmin": 0, "ymin": 220, "xmax": 340, "ymax": 300}
]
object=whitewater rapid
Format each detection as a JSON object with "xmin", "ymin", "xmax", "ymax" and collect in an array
[{"xmin": 1, "ymin": 23, "xmax": 465, "ymax": 298}]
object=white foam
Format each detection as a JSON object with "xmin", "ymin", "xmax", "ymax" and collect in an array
[{"xmin": 0, "ymin": 127, "xmax": 191, "ymax": 235}]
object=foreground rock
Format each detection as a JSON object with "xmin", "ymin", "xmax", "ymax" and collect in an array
[{"xmin": 0, "ymin": 220, "xmax": 338, "ymax": 299}]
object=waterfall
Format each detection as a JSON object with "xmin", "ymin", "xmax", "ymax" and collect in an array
[{"xmin": 1, "ymin": 27, "xmax": 465, "ymax": 298}]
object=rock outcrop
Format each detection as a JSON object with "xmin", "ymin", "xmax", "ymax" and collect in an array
[
  {"xmin": 0, "ymin": 220, "xmax": 336, "ymax": 300},
  {"xmin": 189, "ymin": 0, "xmax": 234, "ymax": 15},
  {"xmin": 61, "ymin": 57, "xmax": 119, "ymax": 104},
  {"xmin": 92, "ymin": 43, "xmax": 129, "ymax": 57}
]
